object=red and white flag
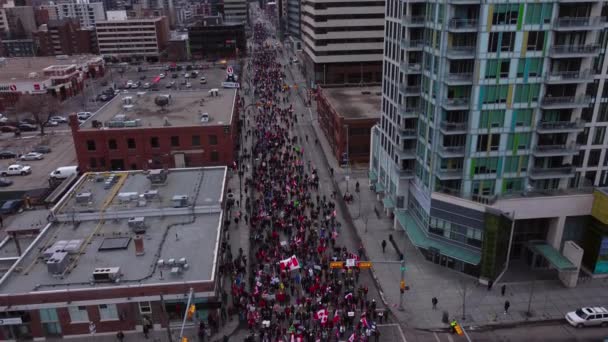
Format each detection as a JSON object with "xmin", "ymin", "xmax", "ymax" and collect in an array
[
  {"xmin": 279, "ymin": 255, "xmax": 300, "ymax": 271},
  {"xmin": 315, "ymin": 308, "xmax": 329, "ymax": 324},
  {"xmin": 344, "ymin": 292, "xmax": 353, "ymax": 300},
  {"xmin": 360, "ymin": 316, "xmax": 369, "ymax": 328},
  {"xmin": 333, "ymin": 310, "xmax": 340, "ymax": 324},
  {"xmin": 348, "ymin": 333, "xmax": 356, "ymax": 342}
]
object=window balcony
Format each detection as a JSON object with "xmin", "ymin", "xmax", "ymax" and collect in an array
[
  {"xmin": 536, "ymin": 120, "xmax": 585, "ymax": 134},
  {"xmin": 399, "ymin": 105, "xmax": 420, "ymax": 118},
  {"xmin": 396, "ymin": 148, "xmax": 416, "ymax": 159},
  {"xmin": 529, "ymin": 166, "xmax": 576, "ymax": 180},
  {"xmin": 442, "ymin": 98, "xmax": 470, "ymax": 110},
  {"xmin": 400, "ymin": 84, "xmax": 421, "ymax": 96},
  {"xmin": 400, "ymin": 39, "xmax": 425, "ymax": 50},
  {"xmin": 402, "ymin": 16, "xmax": 425, "ymax": 27},
  {"xmin": 436, "ymin": 168, "xmax": 463, "ymax": 180},
  {"xmin": 398, "ymin": 124, "xmax": 417, "ymax": 139},
  {"xmin": 439, "ymin": 121, "xmax": 467, "ymax": 134},
  {"xmin": 549, "ymin": 44, "xmax": 600, "ymax": 58},
  {"xmin": 553, "ymin": 17, "xmax": 604, "ymax": 31},
  {"xmin": 532, "ymin": 144, "xmax": 580, "ymax": 157},
  {"xmin": 400, "ymin": 62, "xmax": 422, "ymax": 74},
  {"xmin": 394, "ymin": 164, "xmax": 415, "ymax": 179},
  {"xmin": 446, "ymin": 46, "xmax": 476, "ymax": 59},
  {"xmin": 545, "ymin": 69, "xmax": 593, "ymax": 84},
  {"xmin": 437, "ymin": 145, "xmax": 466, "ymax": 157},
  {"xmin": 445, "ymin": 72, "xmax": 473, "ymax": 85},
  {"xmin": 448, "ymin": 18, "xmax": 478, "ymax": 32},
  {"xmin": 540, "ymin": 95, "xmax": 592, "ymax": 109}
]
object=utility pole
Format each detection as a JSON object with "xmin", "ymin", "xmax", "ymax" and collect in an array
[
  {"xmin": 462, "ymin": 281, "xmax": 467, "ymax": 320},
  {"xmin": 179, "ymin": 288, "xmax": 194, "ymax": 340},
  {"xmin": 399, "ymin": 258, "xmax": 405, "ymax": 311}
]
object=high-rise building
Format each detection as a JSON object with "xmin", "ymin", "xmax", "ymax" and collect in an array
[
  {"xmin": 223, "ymin": 0, "xmax": 247, "ymax": 23},
  {"xmin": 370, "ymin": 0, "xmax": 608, "ymax": 280},
  {"xmin": 34, "ymin": 18, "xmax": 97, "ymax": 56},
  {"xmin": 300, "ymin": 0, "xmax": 384, "ymax": 85},
  {"xmin": 286, "ymin": 0, "xmax": 300, "ymax": 38},
  {"xmin": 41, "ymin": 0, "xmax": 106, "ymax": 28}
]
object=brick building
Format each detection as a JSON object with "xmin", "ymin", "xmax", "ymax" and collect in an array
[
  {"xmin": 188, "ymin": 16, "xmax": 245, "ymax": 60},
  {"xmin": 316, "ymin": 86, "xmax": 380, "ymax": 165},
  {"xmin": 34, "ymin": 19, "xmax": 98, "ymax": 56},
  {"xmin": 70, "ymin": 90, "xmax": 240, "ymax": 172},
  {"xmin": 0, "ymin": 167, "xmax": 228, "ymax": 339}
]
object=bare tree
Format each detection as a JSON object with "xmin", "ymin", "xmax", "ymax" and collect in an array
[{"xmin": 15, "ymin": 94, "xmax": 61, "ymax": 135}]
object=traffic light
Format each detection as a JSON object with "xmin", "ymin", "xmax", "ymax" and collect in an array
[
  {"xmin": 450, "ymin": 321, "xmax": 463, "ymax": 335},
  {"xmin": 400, "ymin": 280, "xmax": 405, "ymax": 293},
  {"xmin": 187, "ymin": 304, "xmax": 196, "ymax": 320}
]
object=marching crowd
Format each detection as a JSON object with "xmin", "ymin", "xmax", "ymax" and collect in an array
[{"xmin": 217, "ymin": 22, "xmax": 387, "ymax": 342}]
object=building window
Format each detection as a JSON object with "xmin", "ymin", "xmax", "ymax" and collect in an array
[
  {"xmin": 98, "ymin": 304, "xmax": 118, "ymax": 321},
  {"xmin": 150, "ymin": 137, "xmax": 159, "ymax": 148},
  {"xmin": 139, "ymin": 302, "xmax": 152, "ymax": 314},
  {"xmin": 209, "ymin": 135, "xmax": 218, "ymax": 145},
  {"xmin": 588, "ymin": 149, "xmax": 601, "ymax": 167},
  {"xmin": 210, "ymin": 151, "xmax": 219, "ymax": 162},
  {"xmin": 192, "ymin": 135, "xmax": 201, "ymax": 146},
  {"xmin": 127, "ymin": 138, "xmax": 136, "ymax": 149},
  {"xmin": 171, "ymin": 136, "xmax": 180, "ymax": 147},
  {"xmin": 87, "ymin": 140, "xmax": 96, "ymax": 151},
  {"xmin": 68, "ymin": 306, "xmax": 89, "ymax": 323},
  {"xmin": 108, "ymin": 139, "xmax": 117, "ymax": 150},
  {"xmin": 90, "ymin": 157, "xmax": 97, "ymax": 168}
]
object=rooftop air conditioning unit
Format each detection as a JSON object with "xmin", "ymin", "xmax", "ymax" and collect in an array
[
  {"xmin": 47, "ymin": 251, "xmax": 70, "ymax": 274},
  {"xmin": 93, "ymin": 267, "xmax": 121, "ymax": 282},
  {"xmin": 128, "ymin": 217, "xmax": 146, "ymax": 233},
  {"xmin": 172, "ymin": 195, "xmax": 188, "ymax": 208}
]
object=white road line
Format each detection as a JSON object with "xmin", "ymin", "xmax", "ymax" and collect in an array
[
  {"xmin": 433, "ymin": 332, "xmax": 441, "ymax": 342},
  {"xmin": 447, "ymin": 334, "xmax": 454, "ymax": 342}
]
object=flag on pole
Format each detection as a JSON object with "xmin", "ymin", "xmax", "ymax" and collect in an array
[
  {"xmin": 344, "ymin": 292, "xmax": 353, "ymax": 300},
  {"xmin": 333, "ymin": 310, "xmax": 340, "ymax": 324},
  {"xmin": 348, "ymin": 333, "xmax": 356, "ymax": 342},
  {"xmin": 279, "ymin": 255, "xmax": 300, "ymax": 271},
  {"xmin": 315, "ymin": 308, "xmax": 329, "ymax": 325}
]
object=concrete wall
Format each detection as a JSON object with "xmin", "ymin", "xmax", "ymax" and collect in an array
[
  {"xmin": 558, "ymin": 241, "xmax": 584, "ymax": 288},
  {"xmin": 490, "ymin": 194, "xmax": 594, "ymax": 220}
]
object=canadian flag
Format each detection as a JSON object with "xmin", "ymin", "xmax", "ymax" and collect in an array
[
  {"xmin": 360, "ymin": 316, "xmax": 369, "ymax": 328},
  {"xmin": 333, "ymin": 310, "xmax": 340, "ymax": 324},
  {"xmin": 344, "ymin": 292, "xmax": 353, "ymax": 300},
  {"xmin": 280, "ymin": 255, "xmax": 300, "ymax": 271},
  {"xmin": 315, "ymin": 308, "xmax": 329, "ymax": 324},
  {"xmin": 348, "ymin": 333, "xmax": 356, "ymax": 342}
]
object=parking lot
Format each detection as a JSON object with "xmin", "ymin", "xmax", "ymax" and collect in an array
[{"xmin": 0, "ymin": 131, "xmax": 76, "ymax": 191}]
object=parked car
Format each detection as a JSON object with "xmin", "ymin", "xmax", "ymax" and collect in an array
[
  {"xmin": 0, "ymin": 199, "xmax": 23, "ymax": 214},
  {"xmin": 0, "ymin": 126, "xmax": 17, "ymax": 133},
  {"xmin": 143, "ymin": 82, "xmax": 151, "ymax": 89},
  {"xmin": 49, "ymin": 166, "xmax": 79, "ymax": 179},
  {"xmin": 0, "ymin": 178, "xmax": 13, "ymax": 187},
  {"xmin": 19, "ymin": 152, "xmax": 44, "ymax": 161},
  {"xmin": 49, "ymin": 116, "xmax": 67, "ymax": 123},
  {"xmin": 140, "ymin": 75, "xmax": 147, "ymax": 80},
  {"xmin": 17, "ymin": 123, "xmax": 37, "ymax": 131},
  {"xmin": 44, "ymin": 120, "xmax": 58, "ymax": 127},
  {"xmin": 172, "ymin": 73, "xmax": 178, "ymax": 79},
  {"xmin": 159, "ymin": 73, "xmax": 166, "ymax": 79},
  {"xmin": 566, "ymin": 307, "xmax": 608, "ymax": 328},
  {"xmin": 77, "ymin": 112, "xmax": 92, "ymax": 120},
  {"xmin": 186, "ymin": 82, "xmax": 192, "ymax": 88},
  {"xmin": 32, "ymin": 145, "xmax": 51, "ymax": 153},
  {"xmin": 1, "ymin": 164, "xmax": 32, "ymax": 176},
  {"xmin": 200, "ymin": 76, "xmax": 207, "ymax": 84},
  {"xmin": 0, "ymin": 151, "xmax": 17, "ymax": 159}
]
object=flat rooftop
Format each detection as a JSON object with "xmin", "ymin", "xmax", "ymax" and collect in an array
[
  {"xmin": 83, "ymin": 90, "xmax": 236, "ymax": 129},
  {"xmin": 0, "ymin": 55, "xmax": 102, "ymax": 82},
  {"xmin": 322, "ymin": 87, "xmax": 382, "ymax": 119},
  {"xmin": 0, "ymin": 167, "xmax": 226, "ymax": 295}
]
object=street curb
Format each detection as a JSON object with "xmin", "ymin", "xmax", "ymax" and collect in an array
[{"xmin": 419, "ymin": 318, "xmax": 566, "ymax": 333}]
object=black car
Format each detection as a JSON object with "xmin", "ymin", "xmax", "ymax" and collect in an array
[
  {"xmin": 172, "ymin": 74, "xmax": 178, "ymax": 79},
  {"xmin": 0, "ymin": 199, "xmax": 23, "ymax": 215},
  {"xmin": 17, "ymin": 123, "xmax": 37, "ymax": 131},
  {"xmin": 33, "ymin": 145, "xmax": 51, "ymax": 153},
  {"xmin": 0, "ymin": 178, "xmax": 13, "ymax": 187},
  {"xmin": 140, "ymin": 75, "xmax": 147, "ymax": 80},
  {"xmin": 0, "ymin": 151, "xmax": 16, "ymax": 159}
]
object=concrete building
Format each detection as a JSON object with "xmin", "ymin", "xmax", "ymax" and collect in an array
[
  {"xmin": 41, "ymin": 0, "xmax": 106, "ymax": 28},
  {"xmin": 166, "ymin": 31, "xmax": 189, "ymax": 61},
  {"xmin": 0, "ymin": 55, "xmax": 104, "ymax": 110},
  {"xmin": 316, "ymin": 86, "xmax": 380, "ymax": 165},
  {"xmin": 0, "ymin": 167, "xmax": 228, "ymax": 339},
  {"xmin": 1, "ymin": 3, "xmax": 37, "ymax": 38},
  {"xmin": 285, "ymin": 0, "xmax": 300, "ymax": 38},
  {"xmin": 34, "ymin": 19, "xmax": 98, "ymax": 56},
  {"xmin": 95, "ymin": 14, "xmax": 170, "ymax": 61},
  {"xmin": 0, "ymin": 38, "xmax": 35, "ymax": 56},
  {"xmin": 300, "ymin": 0, "xmax": 384, "ymax": 86},
  {"xmin": 223, "ymin": 0, "xmax": 247, "ymax": 24},
  {"xmin": 188, "ymin": 16, "xmax": 245, "ymax": 60},
  {"xmin": 370, "ymin": 0, "xmax": 608, "ymax": 282},
  {"xmin": 70, "ymin": 89, "xmax": 240, "ymax": 172}
]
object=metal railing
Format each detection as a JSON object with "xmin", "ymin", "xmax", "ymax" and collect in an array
[
  {"xmin": 554, "ymin": 17, "xmax": 603, "ymax": 28},
  {"xmin": 448, "ymin": 18, "xmax": 478, "ymax": 29},
  {"xmin": 399, "ymin": 128, "xmax": 417, "ymax": 137},
  {"xmin": 403, "ymin": 16, "xmax": 425, "ymax": 25},
  {"xmin": 541, "ymin": 95, "xmax": 592, "ymax": 106},
  {"xmin": 402, "ymin": 39, "xmax": 425, "ymax": 48},
  {"xmin": 438, "ymin": 145, "xmax": 465, "ymax": 155},
  {"xmin": 447, "ymin": 46, "xmax": 476, "ymax": 56},
  {"xmin": 400, "ymin": 106, "xmax": 420, "ymax": 117},
  {"xmin": 444, "ymin": 98, "xmax": 470, "ymax": 107},
  {"xmin": 533, "ymin": 144, "xmax": 579, "ymax": 154},
  {"xmin": 549, "ymin": 44, "xmax": 601, "ymax": 55},
  {"xmin": 537, "ymin": 120, "xmax": 584, "ymax": 130},
  {"xmin": 529, "ymin": 166, "xmax": 575, "ymax": 175},
  {"xmin": 407, "ymin": 63, "xmax": 422, "ymax": 72},
  {"xmin": 545, "ymin": 69, "xmax": 591, "ymax": 82},
  {"xmin": 402, "ymin": 85, "xmax": 421, "ymax": 94},
  {"xmin": 437, "ymin": 169, "xmax": 463, "ymax": 178},
  {"xmin": 440, "ymin": 121, "xmax": 467, "ymax": 131},
  {"xmin": 446, "ymin": 72, "xmax": 473, "ymax": 82}
]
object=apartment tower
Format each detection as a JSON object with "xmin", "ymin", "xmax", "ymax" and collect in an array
[{"xmin": 371, "ymin": 0, "xmax": 608, "ymax": 279}]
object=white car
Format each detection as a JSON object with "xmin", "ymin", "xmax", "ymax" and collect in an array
[
  {"xmin": 566, "ymin": 307, "xmax": 608, "ymax": 328},
  {"xmin": 200, "ymin": 77, "xmax": 207, "ymax": 84},
  {"xmin": 0, "ymin": 114, "xmax": 8, "ymax": 123},
  {"xmin": 19, "ymin": 152, "xmax": 44, "ymax": 161},
  {"xmin": 186, "ymin": 82, "xmax": 192, "ymax": 88},
  {"xmin": 159, "ymin": 73, "xmax": 166, "ymax": 79},
  {"xmin": 50, "ymin": 116, "xmax": 67, "ymax": 123},
  {"xmin": 2, "ymin": 164, "xmax": 31, "ymax": 176},
  {"xmin": 44, "ymin": 120, "xmax": 58, "ymax": 127},
  {"xmin": 143, "ymin": 82, "xmax": 151, "ymax": 89},
  {"xmin": 77, "ymin": 112, "xmax": 92, "ymax": 120}
]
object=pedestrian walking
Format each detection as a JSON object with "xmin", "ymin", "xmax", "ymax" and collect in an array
[
  {"xmin": 501, "ymin": 284, "xmax": 506, "ymax": 296},
  {"xmin": 381, "ymin": 240, "xmax": 387, "ymax": 253},
  {"xmin": 504, "ymin": 300, "xmax": 510, "ymax": 314},
  {"xmin": 432, "ymin": 297, "xmax": 438, "ymax": 310},
  {"xmin": 487, "ymin": 279, "xmax": 493, "ymax": 291},
  {"xmin": 116, "ymin": 331, "xmax": 125, "ymax": 342}
]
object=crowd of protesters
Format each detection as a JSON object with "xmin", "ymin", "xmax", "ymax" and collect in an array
[{"xmin": 210, "ymin": 21, "xmax": 387, "ymax": 342}]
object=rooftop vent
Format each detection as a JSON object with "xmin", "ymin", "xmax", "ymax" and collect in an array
[
  {"xmin": 92, "ymin": 267, "xmax": 121, "ymax": 282},
  {"xmin": 75, "ymin": 192, "xmax": 92, "ymax": 204},
  {"xmin": 104, "ymin": 174, "xmax": 119, "ymax": 189},
  {"xmin": 128, "ymin": 217, "xmax": 146, "ymax": 233},
  {"xmin": 98, "ymin": 237, "xmax": 131, "ymax": 251},
  {"xmin": 118, "ymin": 192, "xmax": 139, "ymax": 203},
  {"xmin": 148, "ymin": 169, "xmax": 168, "ymax": 184},
  {"xmin": 46, "ymin": 251, "xmax": 69, "ymax": 274},
  {"xmin": 200, "ymin": 112, "xmax": 210, "ymax": 123},
  {"xmin": 172, "ymin": 195, "xmax": 188, "ymax": 208}
]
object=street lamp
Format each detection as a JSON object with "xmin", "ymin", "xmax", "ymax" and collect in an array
[{"xmin": 343, "ymin": 124, "xmax": 350, "ymax": 192}]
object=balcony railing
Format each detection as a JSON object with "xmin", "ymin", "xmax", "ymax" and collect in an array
[
  {"xmin": 436, "ymin": 169, "xmax": 463, "ymax": 179},
  {"xmin": 444, "ymin": 98, "xmax": 470, "ymax": 108},
  {"xmin": 537, "ymin": 120, "xmax": 585, "ymax": 131},
  {"xmin": 554, "ymin": 17, "xmax": 603, "ymax": 29},
  {"xmin": 545, "ymin": 69, "xmax": 592, "ymax": 83},
  {"xmin": 399, "ymin": 126, "xmax": 417, "ymax": 137},
  {"xmin": 532, "ymin": 144, "xmax": 579, "ymax": 156},
  {"xmin": 401, "ymin": 85, "xmax": 421, "ymax": 95},
  {"xmin": 440, "ymin": 121, "xmax": 467, "ymax": 132},
  {"xmin": 438, "ymin": 145, "xmax": 465, "ymax": 156},
  {"xmin": 446, "ymin": 72, "xmax": 473, "ymax": 83},
  {"xmin": 541, "ymin": 95, "xmax": 592, "ymax": 108},
  {"xmin": 397, "ymin": 148, "xmax": 416, "ymax": 159},
  {"xmin": 448, "ymin": 18, "xmax": 478, "ymax": 30},
  {"xmin": 400, "ymin": 106, "xmax": 420, "ymax": 118},
  {"xmin": 446, "ymin": 46, "xmax": 476, "ymax": 58},
  {"xmin": 529, "ymin": 166, "xmax": 576, "ymax": 179},
  {"xmin": 549, "ymin": 44, "xmax": 601, "ymax": 56},
  {"xmin": 403, "ymin": 16, "xmax": 425, "ymax": 26},
  {"xmin": 401, "ymin": 39, "xmax": 425, "ymax": 49},
  {"xmin": 407, "ymin": 63, "xmax": 422, "ymax": 73}
]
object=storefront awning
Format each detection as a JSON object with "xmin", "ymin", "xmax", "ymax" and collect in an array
[
  {"xmin": 374, "ymin": 182, "xmax": 385, "ymax": 193},
  {"xmin": 530, "ymin": 242, "xmax": 577, "ymax": 271},
  {"xmin": 368, "ymin": 170, "xmax": 378, "ymax": 182},
  {"xmin": 382, "ymin": 196, "xmax": 394, "ymax": 209},
  {"xmin": 395, "ymin": 210, "xmax": 481, "ymax": 265}
]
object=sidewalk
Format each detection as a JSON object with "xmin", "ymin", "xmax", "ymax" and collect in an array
[{"xmin": 302, "ymin": 84, "xmax": 608, "ymax": 330}]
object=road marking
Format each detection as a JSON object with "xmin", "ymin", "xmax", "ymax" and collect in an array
[
  {"xmin": 433, "ymin": 332, "xmax": 441, "ymax": 342},
  {"xmin": 376, "ymin": 324, "xmax": 407, "ymax": 342},
  {"xmin": 447, "ymin": 334, "xmax": 454, "ymax": 342}
]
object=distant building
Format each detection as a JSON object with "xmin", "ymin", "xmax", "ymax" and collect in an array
[
  {"xmin": 285, "ymin": 0, "xmax": 299, "ymax": 38},
  {"xmin": 188, "ymin": 16, "xmax": 245, "ymax": 60},
  {"xmin": 316, "ymin": 86, "xmax": 380, "ymax": 165},
  {"xmin": 223, "ymin": 0, "xmax": 247, "ymax": 24},
  {"xmin": 40, "ymin": 0, "xmax": 106, "ymax": 28},
  {"xmin": 0, "ymin": 55, "xmax": 105, "ymax": 110},
  {"xmin": 1, "ymin": 38, "xmax": 35, "ymax": 56},
  {"xmin": 70, "ymin": 90, "xmax": 240, "ymax": 171},
  {"xmin": 166, "ymin": 31, "xmax": 189, "ymax": 61},
  {"xmin": 95, "ymin": 13, "xmax": 170, "ymax": 62},
  {"xmin": 0, "ymin": 166, "xmax": 228, "ymax": 339},
  {"xmin": 34, "ymin": 19, "xmax": 98, "ymax": 56}
]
